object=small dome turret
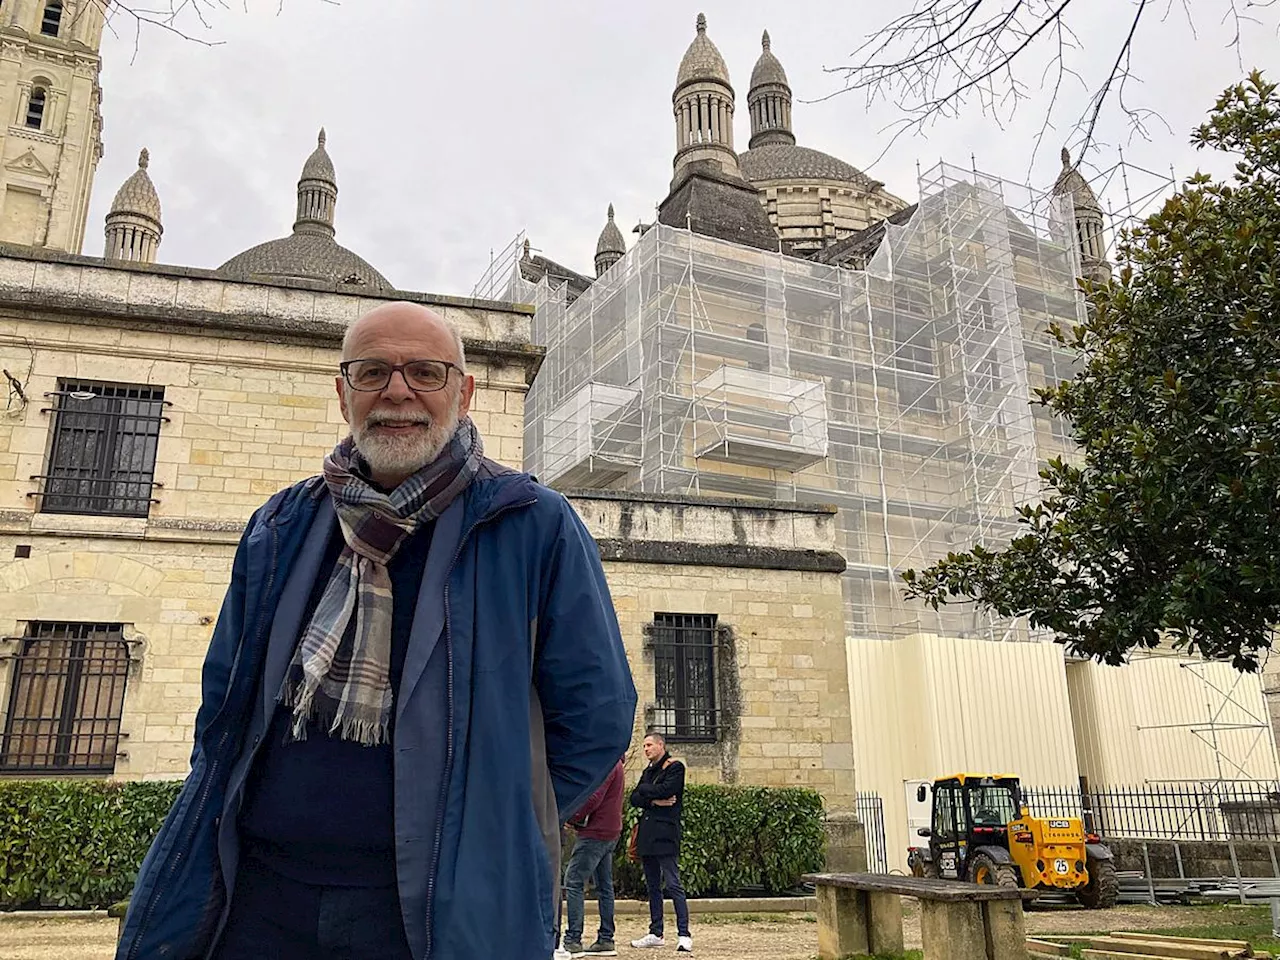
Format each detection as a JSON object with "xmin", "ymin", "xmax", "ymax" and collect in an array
[
  {"xmin": 675, "ymin": 13, "xmax": 730, "ymax": 89},
  {"xmin": 595, "ymin": 204, "xmax": 626, "ymax": 276},
  {"xmin": 1052, "ymin": 147, "xmax": 1110, "ymax": 283},
  {"xmin": 104, "ymin": 148, "xmax": 163, "ymax": 264},
  {"xmin": 748, "ymin": 29, "xmax": 795, "ymax": 149},
  {"xmin": 671, "ymin": 14, "xmax": 741, "ymax": 184}
]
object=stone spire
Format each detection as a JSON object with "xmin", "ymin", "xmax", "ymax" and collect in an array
[
  {"xmin": 672, "ymin": 13, "xmax": 740, "ymax": 184},
  {"xmin": 594, "ymin": 203, "xmax": 626, "ymax": 277},
  {"xmin": 295, "ymin": 128, "xmax": 338, "ymax": 238},
  {"xmin": 748, "ymin": 29, "xmax": 795, "ymax": 149},
  {"xmin": 104, "ymin": 148, "xmax": 162, "ymax": 264},
  {"xmin": 1052, "ymin": 146, "xmax": 1110, "ymax": 283}
]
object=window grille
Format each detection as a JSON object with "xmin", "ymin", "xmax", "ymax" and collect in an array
[
  {"xmin": 25, "ymin": 88, "xmax": 45, "ymax": 129},
  {"xmin": 41, "ymin": 2, "xmax": 62, "ymax": 36},
  {"xmin": 1, "ymin": 622, "xmax": 130, "ymax": 774},
  {"xmin": 36, "ymin": 381, "xmax": 166, "ymax": 518},
  {"xmin": 651, "ymin": 612, "xmax": 717, "ymax": 742}
]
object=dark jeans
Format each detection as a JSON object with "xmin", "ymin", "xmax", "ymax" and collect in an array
[
  {"xmin": 641, "ymin": 854, "xmax": 689, "ymax": 938},
  {"xmin": 210, "ymin": 853, "xmax": 414, "ymax": 960},
  {"xmin": 563, "ymin": 836, "xmax": 617, "ymax": 945}
]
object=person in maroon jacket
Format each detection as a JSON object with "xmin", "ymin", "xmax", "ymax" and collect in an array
[{"xmin": 561, "ymin": 758, "xmax": 626, "ymax": 956}]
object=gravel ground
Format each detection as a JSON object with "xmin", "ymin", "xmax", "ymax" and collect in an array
[{"xmin": 0, "ymin": 903, "xmax": 1261, "ymax": 960}]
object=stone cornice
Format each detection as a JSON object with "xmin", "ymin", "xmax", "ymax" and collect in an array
[
  {"xmin": 595, "ymin": 538, "xmax": 846, "ymax": 573},
  {"xmin": 563, "ymin": 488, "xmax": 837, "ymax": 516},
  {"xmin": 0, "ymin": 244, "xmax": 533, "ymax": 315}
]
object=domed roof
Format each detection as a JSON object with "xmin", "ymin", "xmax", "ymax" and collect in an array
[
  {"xmin": 738, "ymin": 144, "xmax": 878, "ymax": 189},
  {"xmin": 300, "ymin": 128, "xmax": 336, "ymax": 184},
  {"xmin": 596, "ymin": 204, "xmax": 626, "ymax": 257},
  {"xmin": 216, "ymin": 128, "xmax": 393, "ymax": 291},
  {"xmin": 217, "ymin": 233, "xmax": 392, "ymax": 291},
  {"xmin": 676, "ymin": 13, "xmax": 730, "ymax": 90},
  {"xmin": 750, "ymin": 31, "xmax": 788, "ymax": 89},
  {"xmin": 109, "ymin": 148, "xmax": 161, "ymax": 224},
  {"xmin": 1052, "ymin": 147, "xmax": 1101, "ymax": 211}
]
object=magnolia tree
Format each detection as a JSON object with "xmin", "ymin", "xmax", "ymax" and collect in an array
[{"xmin": 903, "ymin": 72, "xmax": 1280, "ymax": 671}]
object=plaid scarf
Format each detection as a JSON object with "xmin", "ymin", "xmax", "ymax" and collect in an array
[{"xmin": 280, "ymin": 416, "xmax": 484, "ymax": 745}]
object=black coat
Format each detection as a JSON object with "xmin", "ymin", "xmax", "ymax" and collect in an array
[{"xmin": 630, "ymin": 754, "xmax": 685, "ymax": 858}]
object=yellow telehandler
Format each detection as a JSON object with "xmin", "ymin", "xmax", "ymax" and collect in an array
[{"xmin": 906, "ymin": 774, "xmax": 1118, "ymax": 908}]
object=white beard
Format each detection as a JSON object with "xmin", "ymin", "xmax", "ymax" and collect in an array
[{"xmin": 348, "ymin": 392, "xmax": 461, "ymax": 481}]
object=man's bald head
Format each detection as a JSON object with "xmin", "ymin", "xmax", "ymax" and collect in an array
[
  {"xmin": 335, "ymin": 300, "xmax": 476, "ymax": 488},
  {"xmin": 342, "ymin": 301, "xmax": 467, "ymax": 373}
]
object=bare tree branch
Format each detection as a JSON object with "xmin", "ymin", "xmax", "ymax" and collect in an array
[
  {"xmin": 67, "ymin": 0, "xmax": 339, "ymax": 63},
  {"xmin": 820, "ymin": 0, "xmax": 1278, "ymax": 166}
]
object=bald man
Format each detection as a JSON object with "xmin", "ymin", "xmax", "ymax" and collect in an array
[{"xmin": 118, "ymin": 302, "xmax": 637, "ymax": 960}]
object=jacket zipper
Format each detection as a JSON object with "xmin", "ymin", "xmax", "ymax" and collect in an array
[
  {"xmin": 126, "ymin": 520, "xmax": 282, "ymax": 960},
  {"xmin": 423, "ymin": 495, "xmax": 536, "ymax": 959}
]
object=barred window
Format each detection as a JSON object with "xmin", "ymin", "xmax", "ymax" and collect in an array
[
  {"xmin": 1, "ymin": 622, "xmax": 130, "ymax": 774},
  {"xmin": 39, "ymin": 381, "xmax": 166, "ymax": 517},
  {"xmin": 651, "ymin": 612, "xmax": 717, "ymax": 742}
]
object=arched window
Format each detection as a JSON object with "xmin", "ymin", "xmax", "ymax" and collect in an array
[
  {"xmin": 25, "ymin": 86, "xmax": 46, "ymax": 129},
  {"xmin": 41, "ymin": 1, "xmax": 62, "ymax": 36}
]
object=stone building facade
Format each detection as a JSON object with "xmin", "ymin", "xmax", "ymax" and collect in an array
[
  {"xmin": 0, "ymin": 246, "xmax": 862, "ymax": 855},
  {"xmin": 0, "ymin": 247, "xmax": 536, "ymax": 780}
]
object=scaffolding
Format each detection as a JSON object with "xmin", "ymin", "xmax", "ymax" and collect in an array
[{"xmin": 490, "ymin": 159, "xmax": 1170, "ymax": 643}]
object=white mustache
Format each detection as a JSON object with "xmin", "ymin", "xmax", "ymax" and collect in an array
[{"xmin": 365, "ymin": 413, "xmax": 434, "ymax": 427}]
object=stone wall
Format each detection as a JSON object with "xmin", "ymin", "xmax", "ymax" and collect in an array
[
  {"xmin": 0, "ymin": 252, "xmax": 539, "ymax": 522},
  {"xmin": 569, "ymin": 491, "xmax": 855, "ymax": 811},
  {"xmin": 0, "ymin": 491, "xmax": 858, "ymax": 820},
  {"xmin": 1109, "ymin": 837, "xmax": 1280, "ymax": 881}
]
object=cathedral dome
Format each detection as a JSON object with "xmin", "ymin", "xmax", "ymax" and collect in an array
[
  {"xmin": 738, "ymin": 143, "xmax": 878, "ymax": 189},
  {"xmin": 218, "ymin": 234, "xmax": 392, "ymax": 290},
  {"xmin": 109, "ymin": 148, "xmax": 162, "ymax": 224},
  {"xmin": 217, "ymin": 128, "xmax": 393, "ymax": 291},
  {"xmin": 749, "ymin": 31, "xmax": 788, "ymax": 88},
  {"xmin": 675, "ymin": 13, "xmax": 730, "ymax": 90}
]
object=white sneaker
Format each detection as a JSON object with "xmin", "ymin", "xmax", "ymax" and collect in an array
[
  {"xmin": 554, "ymin": 950, "xmax": 572, "ymax": 960},
  {"xmin": 676, "ymin": 936, "xmax": 693, "ymax": 953},
  {"xmin": 630, "ymin": 934, "xmax": 665, "ymax": 949}
]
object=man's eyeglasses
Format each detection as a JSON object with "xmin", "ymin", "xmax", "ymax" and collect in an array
[{"xmin": 339, "ymin": 359, "xmax": 461, "ymax": 393}]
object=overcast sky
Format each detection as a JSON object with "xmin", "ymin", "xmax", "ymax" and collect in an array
[{"xmin": 85, "ymin": 1, "xmax": 1280, "ymax": 296}]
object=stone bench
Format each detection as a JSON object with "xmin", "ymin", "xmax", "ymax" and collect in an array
[{"xmin": 803, "ymin": 872, "xmax": 1030, "ymax": 960}]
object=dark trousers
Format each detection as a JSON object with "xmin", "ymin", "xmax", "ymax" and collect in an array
[
  {"xmin": 641, "ymin": 854, "xmax": 690, "ymax": 939},
  {"xmin": 210, "ymin": 853, "xmax": 414, "ymax": 960}
]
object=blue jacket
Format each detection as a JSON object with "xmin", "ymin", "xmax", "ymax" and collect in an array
[{"xmin": 115, "ymin": 461, "xmax": 637, "ymax": 960}]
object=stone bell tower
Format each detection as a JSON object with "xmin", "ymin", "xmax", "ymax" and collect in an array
[{"xmin": 0, "ymin": 0, "xmax": 105, "ymax": 252}]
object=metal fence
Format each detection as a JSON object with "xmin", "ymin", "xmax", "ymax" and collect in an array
[
  {"xmin": 1024, "ymin": 782, "xmax": 1280, "ymax": 842},
  {"xmin": 856, "ymin": 791, "xmax": 889, "ymax": 873}
]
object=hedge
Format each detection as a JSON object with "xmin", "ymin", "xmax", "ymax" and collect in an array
[
  {"xmin": 611, "ymin": 784, "xmax": 826, "ymax": 898},
  {"xmin": 0, "ymin": 779, "xmax": 825, "ymax": 909},
  {"xmin": 0, "ymin": 779, "xmax": 182, "ymax": 909}
]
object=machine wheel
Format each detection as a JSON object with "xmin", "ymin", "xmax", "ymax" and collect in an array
[
  {"xmin": 912, "ymin": 858, "xmax": 940, "ymax": 879},
  {"xmin": 967, "ymin": 851, "xmax": 1019, "ymax": 889},
  {"xmin": 1077, "ymin": 857, "xmax": 1118, "ymax": 909}
]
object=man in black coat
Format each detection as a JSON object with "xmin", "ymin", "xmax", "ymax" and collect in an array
[{"xmin": 628, "ymin": 732, "xmax": 692, "ymax": 953}]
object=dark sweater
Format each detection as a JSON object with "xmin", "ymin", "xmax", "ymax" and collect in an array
[
  {"xmin": 238, "ymin": 519, "xmax": 435, "ymax": 887},
  {"xmin": 568, "ymin": 760, "xmax": 625, "ymax": 842}
]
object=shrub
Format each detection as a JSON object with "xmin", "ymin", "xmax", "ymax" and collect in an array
[
  {"xmin": 0, "ymin": 779, "xmax": 181, "ymax": 909},
  {"xmin": 612, "ymin": 783, "xmax": 826, "ymax": 898},
  {"xmin": 0, "ymin": 779, "xmax": 827, "ymax": 909}
]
